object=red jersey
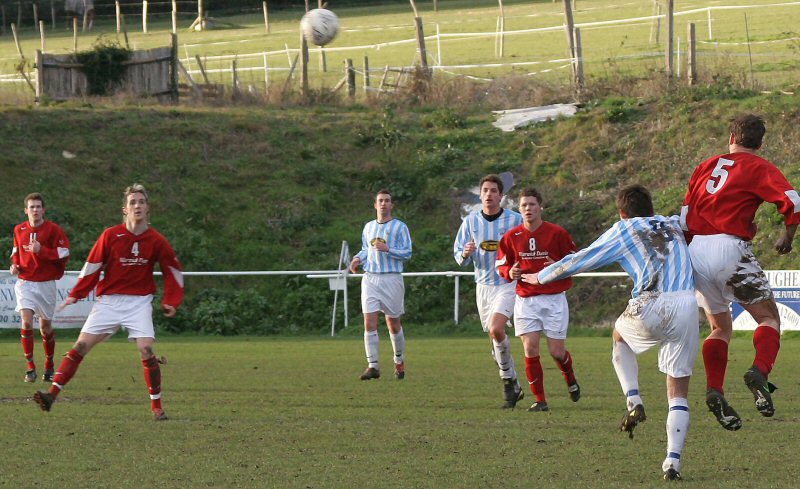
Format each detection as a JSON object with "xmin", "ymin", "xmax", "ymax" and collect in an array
[
  {"xmin": 683, "ymin": 152, "xmax": 800, "ymax": 240},
  {"xmin": 69, "ymin": 224, "xmax": 184, "ymax": 308},
  {"xmin": 496, "ymin": 222, "xmax": 577, "ymax": 297},
  {"xmin": 11, "ymin": 220, "xmax": 70, "ymax": 282}
]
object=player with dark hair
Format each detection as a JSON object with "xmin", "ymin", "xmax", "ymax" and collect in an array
[
  {"xmin": 681, "ymin": 113, "xmax": 800, "ymax": 430},
  {"xmin": 10, "ymin": 192, "xmax": 70, "ymax": 383},
  {"xmin": 525, "ymin": 185, "xmax": 698, "ymax": 481},
  {"xmin": 496, "ymin": 188, "xmax": 580, "ymax": 412},
  {"xmin": 34, "ymin": 184, "xmax": 184, "ymax": 421},
  {"xmin": 350, "ymin": 190, "xmax": 412, "ymax": 381},
  {"xmin": 454, "ymin": 174, "xmax": 524, "ymax": 408}
]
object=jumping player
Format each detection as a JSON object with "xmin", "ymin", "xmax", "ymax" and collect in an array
[{"xmin": 681, "ymin": 113, "xmax": 800, "ymax": 429}]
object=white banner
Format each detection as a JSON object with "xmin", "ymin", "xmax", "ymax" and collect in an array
[{"xmin": 0, "ymin": 271, "xmax": 95, "ymax": 328}]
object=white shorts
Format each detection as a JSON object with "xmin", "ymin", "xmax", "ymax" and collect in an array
[
  {"xmin": 689, "ymin": 234, "xmax": 772, "ymax": 314},
  {"xmin": 475, "ymin": 282, "xmax": 516, "ymax": 332},
  {"xmin": 81, "ymin": 295, "xmax": 155, "ymax": 340},
  {"xmin": 15, "ymin": 279, "xmax": 57, "ymax": 320},
  {"xmin": 361, "ymin": 273, "xmax": 404, "ymax": 318},
  {"xmin": 615, "ymin": 291, "xmax": 699, "ymax": 378},
  {"xmin": 513, "ymin": 292, "xmax": 569, "ymax": 339}
]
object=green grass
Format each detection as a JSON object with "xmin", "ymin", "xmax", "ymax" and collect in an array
[
  {"xmin": 1, "ymin": 0, "xmax": 799, "ymax": 100},
  {"xmin": 2, "ymin": 334, "xmax": 800, "ymax": 487}
]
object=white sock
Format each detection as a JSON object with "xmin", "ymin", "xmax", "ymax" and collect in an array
[
  {"xmin": 493, "ymin": 336, "xmax": 516, "ymax": 380},
  {"xmin": 612, "ymin": 340, "xmax": 642, "ymax": 410},
  {"xmin": 662, "ymin": 397, "xmax": 690, "ymax": 474},
  {"xmin": 364, "ymin": 330, "xmax": 379, "ymax": 369},
  {"xmin": 389, "ymin": 329, "xmax": 405, "ymax": 365}
]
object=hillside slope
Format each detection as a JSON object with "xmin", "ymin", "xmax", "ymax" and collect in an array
[{"xmin": 1, "ymin": 89, "xmax": 798, "ymax": 333}]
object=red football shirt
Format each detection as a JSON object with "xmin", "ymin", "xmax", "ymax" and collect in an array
[
  {"xmin": 69, "ymin": 224, "xmax": 184, "ymax": 308},
  {"xmin": 683, "ymin": 152, "xmax": 800, "ymax": 240},
  {"xmin": 11, "ymin": 220, "xmax": 70, "ymax": 282},
  {"xmin": 496, "ymin": 222, "xmax": 576, "ymax": 297}
]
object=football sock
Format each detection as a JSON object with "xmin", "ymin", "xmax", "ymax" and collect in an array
[
  {"xmin": 493, "ymin": 336, "xmax": 516, "ymax": 380},
  {"xmin": 389, "ymin": 328, "xmax": 405, "ymax": 365},
  {"xmin": 663, "ymin": 397, "xmax": 690, "ymax": 474},
  {"xmin": 21, "ymin": 329, "xmax": 35, "ymax": 370},
  {"xmin": 554, "ymin": 350, "xmax": 576, "ymax": 385},
  {"xmin": 142, "ymin": 356, "xmax": 163, "ymax": 411},
  {"xmin": 364, "ymin": 330, "xmax": 379, "ymax": 369},
  {"xmin": 752, "ymin": 325, "xmax": 780, "ymax": 376},
  {"xmin": 49, "ymin": 349, "xmax": 84, "ymax": 397},
  {"xmin": 525, "ymin": 355, "xmax": 546, "ymax": 402},
  {"xmin": 612, "ymin": 340, "xmax": 642, "ymax": 410},
  {"xmin": 42, "ymin": 331, "xmax": 56, "ymax": 370},
  {"xmin": 702, "ymin": 338, "xmax": 728, "ymax": 393}
]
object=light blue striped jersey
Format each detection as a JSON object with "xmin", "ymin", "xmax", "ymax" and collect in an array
[
  {"xmin": 355, "ymin": 218, "xmax": 412, "ymax": 274},
  {"xmin": 538, "ymin": 215, "xmax": 694, "ymax": 297},
  {"xmin": 454, "ymin": 209, "xmax": 522, "ymax": 285}
]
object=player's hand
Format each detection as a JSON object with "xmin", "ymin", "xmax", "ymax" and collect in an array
[
  {"xmin": 9, "ymin": 264, "xmax": 19, "ymax": 275},
  {"xmin": 521, "ymin": 273, "xmax": 540, "ymax": 285},
  {"xmin": 462, "ymin": 240, "xmax": 477, "ymax": 259},
  {"xmin": 775, "ymin": 236, "xmax": 793, "ymax": 255},
  {"xmin": 349, "ymin": 257, "xmax": 361, "ymax": 274},
  {"xmin": 23, "ymin": 240, "xmax": 41, "ymax": 254},
  {"xmin": 57, "ymin": 296, "xmax": 78, "ymax": 312},
  {"xmin": 374, "ymin": 240, "xmax": 389, "ymax": 253},
  {"xmin": 509, "ymin": 262, "xmax": 521, "ymax": 280},
  {"xmin": 162, "ymin": 304, "xmax": 177, "ymax": 317}
]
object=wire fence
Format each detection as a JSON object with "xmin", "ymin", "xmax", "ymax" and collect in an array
[{"xmin": 0, "ymin": 0, "xmax": 798, "ymax": 101}]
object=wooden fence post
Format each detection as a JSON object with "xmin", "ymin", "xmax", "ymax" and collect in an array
[
  {"xmin": 11, "ymin": 23, "xmax": 24, "ymax": 59},
  {"xmin": 73, "ymin": 17, "xmax": 78, "ymax": 51},
  {"xmin": 170, "ymin": 33, "xmax": 179, "ymax": 102},
  {"xmin": 232, "ymin": 58, "xmax": 239, "ymax": 96},
  {"xmin": 665, "ymin": 0, "xmax": 674, "ymax": 77},
  {"xmin": 346, "ymin": 58, "xmax": 355, "ymax": 97},
  {"xmin": 574, "ymin": 27, "xmax": 584, "ymax": 90},
  {"xmin": 172, "ymin": 0, "xmax": 177, "ymax": 34},
  {"xmin": 497, "ymin": 0, "xmax": 505, "ymax": 58},
  {"xmin": 33, "ymin": 3, "xmax": 39, "ymax": 32},
  {"xmin": 116, "ymin": 1, "xmax": 121, "ymax": 33},
  {"xmin": 413, "ymin": 17, "xmax": 430, "ymax": 75},
  {"xmin": 39, "ymin": 20, "xmax": 45, "ymax": 52},
  {"xmin": 707, "ymin": 8, "xmax": 712, "ymax": 40},
  {"xmin": 36, "ymin": 49, "xmax": 43, "ymax": 99},
  {"xmin": 363, "ymin": 55, "xmax": 370, "ymax": 94},
  {"xmin": 143, "ymin": 0, "xmax": 148, "ymax": 33},
  {"xmin": 563, "ymin": 0, "xmax": 577, "ymax": 80},
  {"xmin": 688, "ymin": 23, "xmax": 697, "ymax": 85},
  {"xmin": 195, "ymin": 54, "xmax": 210, "ymax": 84},
  {"xmin": 301, "ymin": 33, "xmax": 309, "ymax": 96}
]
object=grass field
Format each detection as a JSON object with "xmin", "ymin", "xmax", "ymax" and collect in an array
[
  {"xmin": 2, "ymin": 332, "xmax": 800, "ymax": 488},
  {"xmin": 1, "ymin": 0, "xmax": 799, "ymax": 101}
]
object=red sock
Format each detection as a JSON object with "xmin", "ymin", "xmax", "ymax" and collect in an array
[
  {"xmin": 752, "ymin": 325, "xmax": 780, "ymax": 376},
  {"xmin": 42, "ymin": 331, "xmax": 56, "ymax": 370},
  {"xmin": 49, "ymin": 349, "xmax": 84, "ymax": 398},
  {"xmin": 142, "ymin": 356, "xmax": 162, "ymax": 411},
  {"xmin": 20, "ymin": 329, "xmax": 35, "ymax": 370},
  {"xmin": 525, "ymin": 356, "xmax": 546, "ymax": 402},
  {"xmin": 554, "ymin": 350, "xmax": 576, "ymax": 385},
  {"xmin": 703, "ymin": 338, "xmax": 728, "ymax": 393}
]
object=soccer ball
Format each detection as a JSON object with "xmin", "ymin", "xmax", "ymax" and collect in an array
[{"xmin": 300, "ymin": 8, "xmax": 339, "ymax": 46}]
